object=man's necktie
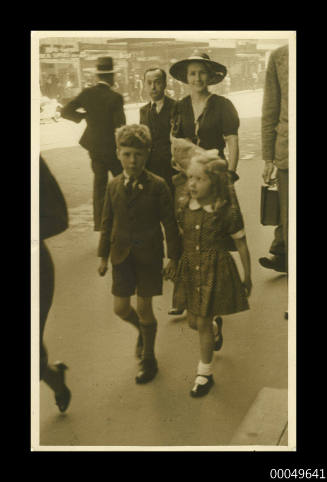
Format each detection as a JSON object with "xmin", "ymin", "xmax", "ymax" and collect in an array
[{"xmin": 150, "ymin": 102, "xmax": 157, "ymax": 117}]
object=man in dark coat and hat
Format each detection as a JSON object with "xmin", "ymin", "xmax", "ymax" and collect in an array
[{"xmin": 61, "ymin": 57, "xmax": 126, "ymax": 231}]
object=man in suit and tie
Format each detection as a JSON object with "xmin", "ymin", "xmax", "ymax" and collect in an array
[
  {"xmin": 139, "ymin": 68, "xmax": 177, "ymax": 193},
  {"xmin": 61, "ymin": 57, "xmax": 126, "ymax": 231}
]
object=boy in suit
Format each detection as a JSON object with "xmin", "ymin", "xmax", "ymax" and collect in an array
[
  {"xmin": 98, "ymin": 124, "xmax": 181, "ymax": 383},
  {"xmin": 61, "ymin": 57, "xmax": 126, "ymax": 231},
  {"xmin": 140, "ymin": 68, "xmax": 177, "ymax": 193}
]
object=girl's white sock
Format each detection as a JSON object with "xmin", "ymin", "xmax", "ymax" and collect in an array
[{"xmin": 197, "ymin": 360, "xmax": 213, "ymax": 377}]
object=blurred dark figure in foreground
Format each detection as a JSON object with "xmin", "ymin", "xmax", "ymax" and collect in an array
[{"xmin": 39, "ymin": 155, "xmax": 71, "ymax": 412}]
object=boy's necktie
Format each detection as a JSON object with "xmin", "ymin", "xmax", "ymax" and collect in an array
[{"xmin": 125, "ymin": 176, "xmax": 135, "ymax": 197}]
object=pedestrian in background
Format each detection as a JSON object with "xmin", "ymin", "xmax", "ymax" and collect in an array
[
  {"xmin": 61, "ymin": 57, "xmax": 126, "ymax": 231},
  {"xmin": 134, "ymin": 74, "xmax": 144, "ymax": 102},
  {"xmin": 140, "ymin": 68, "xmax": 177, "ymax": 192},
  {"xmin": 259, "ymin": 45, "xmax": 289, "ymax": 276},
  {"xmin": 98, "ymin": 124, "xmax": 181, "ymax": 384},
  {"xmin": 164, "ymin": 153, "xmax": 251, "ymax": 397},
  {"xmin": 39, "ymin": 155, "xmax": 71, "ymax": 413}
]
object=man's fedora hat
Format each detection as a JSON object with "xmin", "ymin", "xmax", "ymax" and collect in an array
[
  {"xmin": 95, "ymin": 56, "xmax": 117, "ymax": 74},
  {"xmin": 169, "ymin": 52, "xmax": 227, "ymax": 85}
]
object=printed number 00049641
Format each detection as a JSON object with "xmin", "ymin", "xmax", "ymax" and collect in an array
[{"xmin": 270, "ymin": 469, "xmax": 326, "ymax": 479}]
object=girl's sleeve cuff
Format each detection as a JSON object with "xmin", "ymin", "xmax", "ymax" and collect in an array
[{"xmin": 231, "ymin": 229, "xmax": 245, "ymax": 240}]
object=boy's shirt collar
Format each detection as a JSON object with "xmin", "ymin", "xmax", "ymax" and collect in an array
[
  {"xmin": 123, "ymin": 169, "xmax": 146, "ymax": 187},
  {"xmin": 123, "ymin": 170, "xmax": 136, "ymax": 186}
]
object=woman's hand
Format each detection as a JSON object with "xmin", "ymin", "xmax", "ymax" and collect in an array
[
  {"xmin": 163, "ymin": 259, "xmax": 178, "ymax": 281},
  {"xmin": 243, "ymin": 277, "xmax": 252, "ymax": 297},
  {"xmin": 98, "ymin": 258, "xmax": 108, "ymax": 277}
]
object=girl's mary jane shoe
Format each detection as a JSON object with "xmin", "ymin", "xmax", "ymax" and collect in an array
[{"xmin": 190, "ymin": 375, "xmax": 214, "ymax": 398}]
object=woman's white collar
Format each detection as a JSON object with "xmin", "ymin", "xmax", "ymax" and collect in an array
[{"xmin": 189, "ymin": 198, "xmax": 215, "ymax": 212}]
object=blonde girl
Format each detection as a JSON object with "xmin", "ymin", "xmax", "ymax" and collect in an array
[{"xmin": 169, "ymin": 154, "xmax": 252, "ymax": 397}]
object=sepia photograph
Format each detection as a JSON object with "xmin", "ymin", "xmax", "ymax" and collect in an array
[{"xmin": 31, "ymin": 30, "xmax": 296, "ymax": 451}]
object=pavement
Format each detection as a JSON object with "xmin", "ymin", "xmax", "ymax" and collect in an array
[{"xmin": 34, "ymin": 89, "xmax": 291, "ymax": 450}]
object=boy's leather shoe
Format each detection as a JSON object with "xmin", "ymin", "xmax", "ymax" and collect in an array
[
  {"xmin": 135, "ymin": 358, "xmax": 158, "ymax": 384},
  {"xmin": 258, "ymin": 255, "xmax": 287, "ymax": 273}
]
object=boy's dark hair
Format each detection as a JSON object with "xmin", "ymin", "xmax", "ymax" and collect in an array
[
  {"xmin": 97, "ymin": 73, "xmax": 114, "ymax": 86},
  {"xmin": 144, "ymin": 68, "xmax": 167, "ymax": 85},
  {"xmin": 115, "ymin": 124, "xmax": 152, "ymax": 149}
]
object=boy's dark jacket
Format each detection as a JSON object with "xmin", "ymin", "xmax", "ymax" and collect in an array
[{"xmin": 98, "ymin": 169, "xmax": 182, "ymax": 265}]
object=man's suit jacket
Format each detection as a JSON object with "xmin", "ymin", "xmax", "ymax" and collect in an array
[
  {"xmin": 61, "ymin": 83, "xmax": 126, "ymax": 157},
  {"xmin": 139, "ymin": 95, "xmax": 177, "ymax": 187},
  {"xmin": 262, "ymin": 45, "xmax": 289, "ymax": 169},
  {"xmin": 98, "ymin": 169, "xmax": 181, "ymax": 265}
]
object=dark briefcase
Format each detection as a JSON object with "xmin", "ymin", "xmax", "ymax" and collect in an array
[{"xmin": 260, "ymin": 185, "xmax": 280, "ymax": 226}]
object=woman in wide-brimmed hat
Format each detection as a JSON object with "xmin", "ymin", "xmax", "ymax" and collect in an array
[{"xmin": 169, "ymin": 53, "xmax": 240, "ymax": 181}]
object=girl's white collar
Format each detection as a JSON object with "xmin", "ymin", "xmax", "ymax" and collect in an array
[{"xmin": 189, "ymin": 198, "xmax": 215, "ymax": 212}]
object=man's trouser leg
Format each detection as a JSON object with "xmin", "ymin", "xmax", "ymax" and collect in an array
[
  {"xmin": 90, "ymin": 153, "xmax": 110, "ymax": 232},
  {"xmin": 90, "ymin": 152, "xmax": 122, "ymax": 231},
  {"xmin": 269, "ymin": 225, "xmax": 285, "ymax": 256},
  {"xmin": 277, "ymin": 168, "xmax": 289, "ymax": 270}
]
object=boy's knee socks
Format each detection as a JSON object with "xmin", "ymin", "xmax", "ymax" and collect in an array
[
  {"xmin": 123, "ymin": 308, "xmax": 141, "ymax": 331},
  {"xmin": 139, "ymin": 322, "xmax": 157, "ymax": 360}
]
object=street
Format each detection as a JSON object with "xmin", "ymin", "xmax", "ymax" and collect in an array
[{"xmin": 36, "ymin": 90, "xmax": 289, "ymax": 448}]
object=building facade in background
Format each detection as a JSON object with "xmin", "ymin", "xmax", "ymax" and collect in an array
[{"xmin": 39, "ymin": 36, "xmax": 288, "ymax": 104}]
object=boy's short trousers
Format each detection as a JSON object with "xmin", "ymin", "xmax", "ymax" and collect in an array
[{"xmin": 112, "ymin": 253, "xmax": 163, "ymax": 298}]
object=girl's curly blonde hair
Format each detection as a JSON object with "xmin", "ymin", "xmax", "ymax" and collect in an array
[{"xmin": 187, "ymin": 155, "xmax": 231, "ymax": 211}]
